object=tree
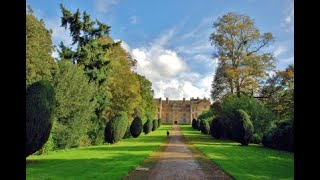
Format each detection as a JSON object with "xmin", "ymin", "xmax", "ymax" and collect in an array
[
  {"xmin": 104, "ymin": 112, "xmax": 128, "ymax": 144},
  {"xmin": 260, "ymin": 64, "xmax": 294, "ymax": 120},
  {"xmin": 52, "ymin": 60, "xmax": 98, "ymax": 149},
  {"xmin": 232, "ymin": 109, "xmax": 254, "ymax": 146},
  {"xmin": 210, "ymin": 12, "xmax": 275, "ymax": 98},
  {"xmin": 211, "ymin": 62, "xmax": 228, "ymax": 101},
  {"xmin": 143, "ymin": 119, "xmax": 152, "ymax": 134},
  {"xmin": 152, "ymin": 119, "xmax": 158, "ymax": 131},
  {"xmin": 26, "ymin": 81, "xmax": 56, "ymax": 157},
  {"xmin": 26, "ymin": 6, "xmax": 57, "ymax": 86}
]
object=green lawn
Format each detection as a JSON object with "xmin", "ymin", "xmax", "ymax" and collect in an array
[
  {"xmin": 180, "ymin": 125, "xmax": 294, "ymax": 180},
  {"xmin": 26, "ymin": 125, "xmax": 172, "ymax": 180}
]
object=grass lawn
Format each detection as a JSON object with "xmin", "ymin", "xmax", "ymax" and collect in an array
[
  {"xmin": 180, "ymin": 125, "xmax": 294, "ymax": 180},
  {"xmin": 26, "ymin": 125, "xmax": 172, "ymax": 180}
]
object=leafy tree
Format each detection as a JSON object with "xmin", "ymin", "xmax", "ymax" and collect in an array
[
  {"xmin": 260, "ymin": 64, "xmax": 294, "ymax": 120},
  {"xmin": 232, "ymin": 109, "xmax": 254, "ymax": 146},
  {"xmin": 26, "ymin": 80, "xmax": 56, "ymax": 157},
  {"xmin": 200, "ymin": 120, "xmax": 210, "ymax": 135},
  {"xmin": 26, "ymin": 6, "xmax": 57, "ymax": 86},
  {"xmin": 104, "ymin": 112, "xmax": 128, "ymax": 144},
  {"xmin": 52, "ymin": 60, "xmax": 97, "ymax": 149},
  {"xmin": 130, "ymin": 117, "xmax": 143, "ymax": 138},
  {"xmin": 210, "ymin": 117, "xmax": 224, "ymax": 139},
  {"xmin": 198, "ymin": 110, "xmax": 215, "ymax": 121},
  {"xmin": 210, "ymin": 12, "xmax": 275, "ymax": 98}
]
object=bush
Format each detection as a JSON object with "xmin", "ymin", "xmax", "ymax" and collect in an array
[
  {"xmin": 200, "ymin": 120, "xmax": 210, "ymax": 135},
  {"xmin": 233, "ymin": 109, "xmax": 254, "ymax": 146},
  {"xmin": 158, "ymin": 118, "xmax": 161, "ymax": 128},
  {"xmin": 123, "ymin": 124, "xmax": 132, "ymax": 139},
  {"xmin": 251, "ymin": 133, "xmax": 262, "ymax": 144},
  {"xmin": 143, "ymin": 119, "xmax": 152, "ymax": 134},
  {"xmin": 262, "ymin": 119, "xmax": 293, "ymax": 152},
  {"xmin": 104, "ymin": 112, "xmax": 128, "ymax": 144},
  {"xmin": 152, "ymin": 119, "xmax": 158, "ymax": 131},
  {"xmin": 26, "ymin": 80, "xmax": 56, "ymax": 157},
  {"xmin": 130, "ymin": 117, "xmax": 143, "ymax": 138},
  {"xmin": 35, "ymin": 132, "xmax": 55, "ymax": 155},
  {"xmin": 192, "ymin": 118, "xmax": 198, "ymax": 129},
  {"xmin": 211, "ymin": 117, "xmax": 224, "ymax": 139},
  {"xmin": 219, "ymin": 94, "xmax": 274, "ymax": 136},
  {"xmin": 196, "ymin": 119, "xmax": 201, "ymax": 131}
]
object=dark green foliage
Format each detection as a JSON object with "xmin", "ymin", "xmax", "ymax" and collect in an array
[
  {"xmin": 123, "ymin": 124, "xmax": 132, "ymax": 139},
  {"xmin": 52, "ymin": 60, "xmax": 97, "ymax": 149},
  {"xmin": 143, "ymin": 119, "xmax": 152, "ymax": 134},
  {"xmin": 200, "ymin": 120, "xmax": 210, "ymax": 135},
  {"xmin": 198, "ymin": 110, "xmax": 215, "ymax": 121},
  {"xmin": 211, "ymin": 117, "xmax": 224, "ymax": 139},
  {"xmin": 104, "ymin": 112, "xmax": 128, "ymax": 144},
  {"xmin": 192, "ymin": 118, "xmax": 198, "ymax": 129},
  {"xmin": 26, "ymin": 80, "xmax": 56, "ymax": 157},
  {"xmin": 26, "ymin": 8, "xmax": 57, "ymax": 86},
  {"xmin": 218, "ymin": 94, "xmax": 274, "ymax": 136},
  {"xmin": 196, "ymin": 119, "xmax": 201, "ymax": 131},
  {"xmin": 152, "ymin": 119, "xmax": 158, "ymax": 131},
  {"xmin": 262, "ymin": 119, "xmax": 293, "ymax": 152},
  {"xmin": 232, "ymin": 109, "xmax": 254, "ymax": 146},
  {"xmin": 130, "ymin": 117, "xmax": 143, "ymax": 138},
  {"xmin": 158, "ymin": 118, "xmax": 161, "ymax": 128},
  {"xmin": 251, "ymin": 134, "xmax": 262, "ymax": 144}
]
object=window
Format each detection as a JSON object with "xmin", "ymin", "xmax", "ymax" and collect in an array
[
  {"xmin": 183, "ymin": 118, "xmax": 186, "ymax": 122},
  {"xmin": 183, "ymin": 113, "xmax": 186, "ymax": 117}
]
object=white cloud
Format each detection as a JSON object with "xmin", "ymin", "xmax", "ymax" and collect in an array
[
  {"xmin": 114, "ymin": 39, "xmax": 131, "ymax": 53},
  {"xmin": 124, "ymin": 27, "xmax": 213, "ymax": 100},
  {"xmin": 130, "ymin": 16, "xmax": 138, "ymax": 24},
  {"xmin": 45, "ymin": 18, "xmax": 73, "ymax": 46},
  {"xmin": 282, "ymin": 0, "xmax": 294, "ymax": 32},
  {"xmin": 94, "ymin": 0, "xmax": 119, "ymax": 13},
  {"xmin": 274, "ymin": 44, "xmax": 288, "ymax": 58}
]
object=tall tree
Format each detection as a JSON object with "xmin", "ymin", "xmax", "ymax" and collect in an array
[
  {"xmin": 26, "ymin": 6, "xmax": 57, "ymax": 86},
  {"xmin": 260, "ymin": 64, "xmax": 294, "ymax": 120},
  {"xmin": 210, "ymin": 12, "xmax": 275, "ymax": 98}
]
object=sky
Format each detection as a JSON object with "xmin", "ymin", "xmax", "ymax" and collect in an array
[{"xmin": 26, "ymin": 0, "xmax": 294, "ymax": 100}]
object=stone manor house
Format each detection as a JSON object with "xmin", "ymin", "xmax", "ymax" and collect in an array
[{"xmin": 154, "ymin": 97, "xmax": 211, "ymax": 124}]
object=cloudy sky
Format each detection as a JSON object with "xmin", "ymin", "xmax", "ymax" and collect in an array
[{"xmin": 27, "ymin": 0, "xmax": 294, "ymax": 100}]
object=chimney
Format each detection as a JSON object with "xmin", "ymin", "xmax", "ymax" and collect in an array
[
  {"xmin": 166, "ymin": 97, "xmax": 169, "ymax": 103},
  {"xmin": 183, "ymin": 97, "xmax": 185, "ymax": 103}
]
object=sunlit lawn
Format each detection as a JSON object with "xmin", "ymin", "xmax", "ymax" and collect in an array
[
  {"xmin": 180, "ymin": 125, "xmax": 294, "ymax": 180},
  {"xmin": 26, "ymin": 125, "xmax": 172, "ymax": 180}
]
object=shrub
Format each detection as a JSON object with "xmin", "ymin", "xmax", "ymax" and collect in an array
[
  {"xmin": 26, "ymin": 80, "xmax": 56, "ymax": 157},
  {"xmin": 251, "ymin": 133, "xmax": 262, "ymax": 144},
  {"xmin": 152, "ymin": 119, "xmax": 158, "ymax": 131},
  {"xmin": 262, "ymin": 119, "xmax": 293, "ymax": 152},
  {"xmin": 123, "ymin": 124, "xmax": 132, "ymax": 139},
  {"xmin": 232, "ymin": 109, "xmax": 254, "ymax": 146},
  {"xmin": 158, "ymin": 118, "xmax": 161, "ymax": 128},
  {"xmin": 219, "ymin": 94, "xmax": 274, "ymax": 136},
  {"xmin": 196, "ymin": 119, "xmax": 201, "ymax": 131},
  {"xmin": 192, "ymin": 118, "xmax": 198, "ymax": 129},
  {"xmin": 211, "ymin": 117, "xmax": 224, "ymax": 139},
  {"xmin": 130, "ymin": 117, "xmax": 143, "ymax": 138},
  {"xmin": 201, "ymin": 120, "xmax": 210, "ymax": 134},
  {"xmin": 143, "ymin": 119, "xmax": 152, "ymax": 134},
  {"xmin": 104, "ymin": 112, "xmax": 128, "ymax": 144}
]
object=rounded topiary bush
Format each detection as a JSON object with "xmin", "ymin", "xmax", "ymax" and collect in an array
[
  {"xmin": 143, "ymin": 119, "xmax": 152, "ymax": 134},
  {"xmin": 158, "ymin": 118, "xmax": 161, "ymax": 128},
  {"xmin": 26, "ymin": 80, "xmax": 56, "ymax": 157},
  {"xmin": 122, "ymin": 124, "xmax": 132, "ymax": 139},
  {"xmin": 211, "ymin": 117, "xmax": 223, "ymax": 139},
  {"xmin": 152, "ymin": 119, "xmax": 158, "ymax": 131},
  {"xmin": 200, "ymin": 120, "xmax": 210, "ymax": 134},
  {"xmin": 233, "ymin": 109, "xmax": 254, "ymax": 146},
  {"xmin": 196, "ymin": 119, "xmax": 201, "ymax": 131},
  {"xmin": 104, "ymin": 111, "xmax": 128, "ymax": 144},
  {"xmin": 192, "ymin": 118, "xmax": 198, "ymax": 129},
  {"xmin": 130, "ymin": 116, "xmax": 143, "ymax": 138}
]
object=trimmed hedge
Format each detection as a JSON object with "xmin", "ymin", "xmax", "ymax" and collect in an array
[
  {"xmin": 262, "ymin": 119, "xmax": 293, "ymax": 152},
  {"xmin": 26, "ymin": 80, "xmax": 56, "ymax": 157},
  {"xmin": 122, "ymin": 124, "xmax": 132, "ymax": 139},
  {"xmin": 200, "ymin": 120, "xmax": 210, "ymax": 135},
  {"xmin": 196, "ymin": 119, "xmax": 201, "ymax": 131},
  {"xmin": 130, "ymin": 117, "xmax": 143, "ymax": 138},
  {"xmin": 233, "ymin": 109, "xmax": 254, "ymax": 146},
  {"xmin": 143, "ymin": 119, "xmax": 152, "ymax": 134},
  {"xmin": 152, "ymin": 119, "xmax": 158, "ymax": 131},
  {"xmin": 104, "ymin": 112, "xmax": 128, "ymax": 144},
  {"xmin": 192, "ymin": 118, "xmax": 198, "ymax": 129},
  {"xmin": 251, "ymin": 133, "xmax": 262, "ymax": 144},
  {"xmin": 211, "ymin": 117, "xmax": 224, "ymax": 139}
]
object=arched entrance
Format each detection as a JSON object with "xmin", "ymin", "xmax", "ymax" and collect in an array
[{"xmin": 174, "ymin": 121, "xmax": 178, "ymax": 125}]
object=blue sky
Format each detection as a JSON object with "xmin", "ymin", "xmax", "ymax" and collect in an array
[{"xmin": 27, "ymin": 0, "xmax": 294, "ymax": 100}]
